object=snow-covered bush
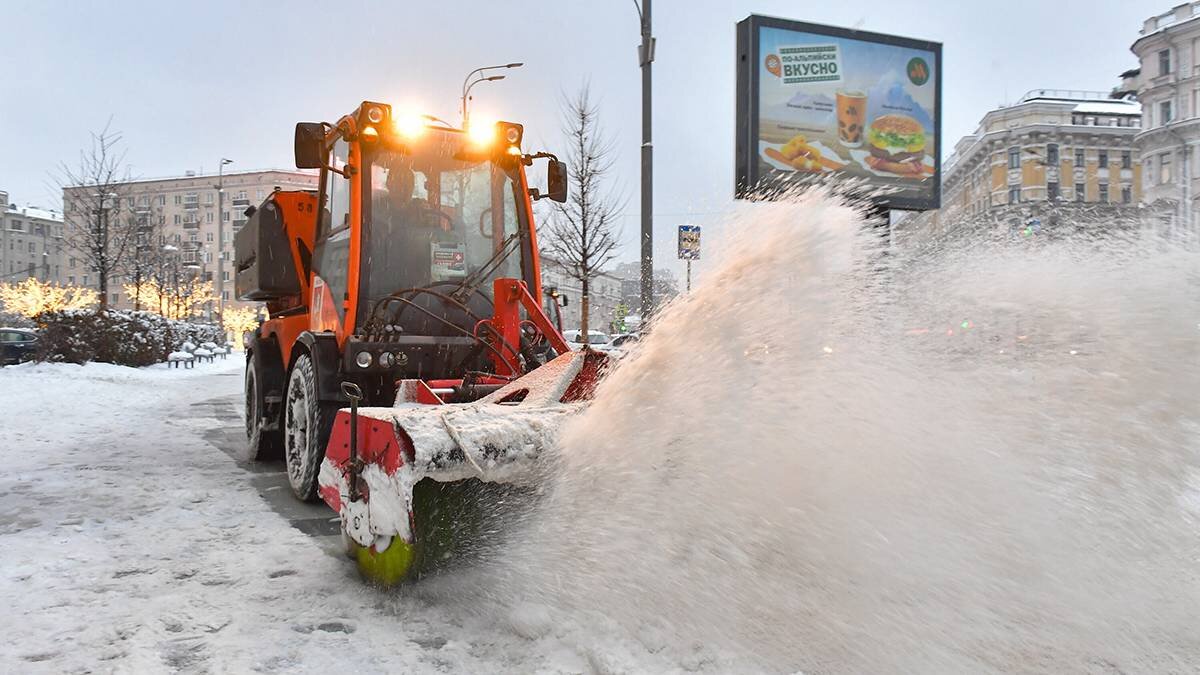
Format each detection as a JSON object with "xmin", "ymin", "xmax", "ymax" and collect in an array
[{"xmin": 34, "ymin": 310, "xmax": 223, "ymax": 367}]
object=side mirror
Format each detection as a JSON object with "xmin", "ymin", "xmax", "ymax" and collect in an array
[
  {"xmin": 547, "ymin": 159, "xmax": 568, "ymax": 203},
  {"xmin": 294, "ymin": 122, "xmax": 326, "ymax": 169}
]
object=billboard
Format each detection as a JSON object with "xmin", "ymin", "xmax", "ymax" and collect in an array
[{"xmin": 736, "ymin": 15, "xmax": 942, "ymax": 210}]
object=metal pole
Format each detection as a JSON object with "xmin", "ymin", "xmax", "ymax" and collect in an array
[
  {"xmin": 638, "ymin": 0, "xmax": 654, "ymax": 318},
  {"xmin": 686, "ymin": 259, "xmax": 691, "ymax": 293},
  {"xmin": 216, "ymin": 158, "xmax": 232, "ymax": 326}
]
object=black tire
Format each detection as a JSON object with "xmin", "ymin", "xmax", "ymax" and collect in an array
[
  {"xmin": 283, "ymin": 353, "xmax": 337, "ymax": 502},
  {"xmin": 245, "ymin": 360, "xmax": 282, "ymax": 461}
]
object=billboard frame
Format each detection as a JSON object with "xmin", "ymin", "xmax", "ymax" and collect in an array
[{"xmin": 736, "ymin": 14, "xmax": 943, "ymax": 211}]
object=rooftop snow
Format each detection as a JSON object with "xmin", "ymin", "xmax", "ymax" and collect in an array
[
  {"xmin": 1073, "ymin": 101, "xmax": 1142, "ymax": 116},
  {"xmin": 3, "ymin": 204, "xmax": 62, "ymax": 222}
]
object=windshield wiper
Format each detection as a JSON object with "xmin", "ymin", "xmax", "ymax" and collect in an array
[{"xmin": 450, "ymin": 232, "xmax": 521, "ymax": 303}]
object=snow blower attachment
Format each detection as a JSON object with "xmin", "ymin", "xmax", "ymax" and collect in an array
[{"xmin": 319, "ymin": 347, "xmax": 607, "ymax": 586}]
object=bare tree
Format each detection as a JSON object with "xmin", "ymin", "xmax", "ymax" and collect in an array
[
  {"xmin": 543, "ymin": 85, "xmax": 624, "ymax": 341},
  {"xmin": 59, "ymin": 122, "xmax": 137, "ymax": 311},
  {"xmin": 122, "ymin": 204, "xmax": 166, "ymax": 311}
]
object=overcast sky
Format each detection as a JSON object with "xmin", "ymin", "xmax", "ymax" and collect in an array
[{"xmin": 0, "ymin": 0, "xmax": 1159, "ymax": 276}]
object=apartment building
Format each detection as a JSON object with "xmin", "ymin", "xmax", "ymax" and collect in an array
[
  {"xmin": 61, "ymin": 169, "xmax": 316, "ymax": 313},
  {"xmin": 1130, "ymin": 2, "xmax": 1200, "ymax": 231},
  {"xmin": 539, "ymin": 256, "xmax": 625, "ymax": 333},
  {"xmin": 898, "ymin": 90, "xmax": 1143, "ymax": 245},
  {"xmin": 0, "ymin": 190, "xmax": 66, "ymax": 284}
]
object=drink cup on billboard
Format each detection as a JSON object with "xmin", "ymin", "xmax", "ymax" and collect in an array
[{"xmin": 836, "ymin": 90, "xmax": 867, "ymax": 148}]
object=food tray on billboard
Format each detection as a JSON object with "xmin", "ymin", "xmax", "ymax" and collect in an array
[{"xmin": 735, "ymin": 15, "xmax": 942, "ymax": 211}]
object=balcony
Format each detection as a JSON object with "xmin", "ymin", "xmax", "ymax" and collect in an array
[
  {"xmin": 183, "ymin": 202, "xmax": 199, "ymax": 210},
  {"xmin": 231, "ymin": 198, "xmax": 251, "ymax": 207},
  {"xmin": 232, "ymin": 219, "xmax": 248, "ymax": 230},
  {"xmin": 182, "ymin": 220, "xmax": 201, "ymax": 230}
]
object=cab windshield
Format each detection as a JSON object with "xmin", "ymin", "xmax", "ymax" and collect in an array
[{"xmin": 359, "ymin": 144, "xmax": 524, "ymax": 321}]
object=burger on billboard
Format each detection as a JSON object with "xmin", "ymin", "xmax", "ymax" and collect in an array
[{"xmin": 735, "ymin": 16, "xmax": 942, "ymax": 210}]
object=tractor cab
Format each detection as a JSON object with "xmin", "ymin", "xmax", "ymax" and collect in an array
[{"xmin": 294, "ymin": 101, "xmax": 567, "ymax": 387}]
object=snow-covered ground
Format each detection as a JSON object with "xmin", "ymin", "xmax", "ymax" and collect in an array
[{"xmin": 0, "ymin": 359, "xmax": 694, "ymax": 674}]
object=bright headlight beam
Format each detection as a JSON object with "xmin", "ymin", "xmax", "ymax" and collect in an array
[
  {"xmin": 467, "ymin": 119, "xmax": 496, "ymax": 146},
  {"xmin": 395, "ymin": 113, "xmax": 426, "ymax": 139}
]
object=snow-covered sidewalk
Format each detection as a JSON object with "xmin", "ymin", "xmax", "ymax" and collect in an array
[{"xmin": 0, "ymin": 360, "xmax": 672, "ymax": 674}]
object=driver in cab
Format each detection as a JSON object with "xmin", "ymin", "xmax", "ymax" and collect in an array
[{"xmin": 368, "ymin": 157, "xmax": 468, "ymax": 291}]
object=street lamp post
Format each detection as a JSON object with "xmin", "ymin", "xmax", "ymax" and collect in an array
[
  {"xmin": 460, "ymin": 62, "xmax": 523, "ymax": 128},
  {"xmin": 634, "ymin": 0, "xmax": 655, "ymax": 318},
  {"xmin": 215, "ymin": 158, "xmax": 233, "ymax": 327}
]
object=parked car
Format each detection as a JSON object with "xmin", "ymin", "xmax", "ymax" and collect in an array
[
  {"xmin": 0, "ymin": 328, "xmax": 39, "ymax": 365},
  {"xmin": 605, "ymin": 333, "xmax": 641, "ymax": 353},
  {"xmin": 562, "ymin": 329, "xmax": 612, "ymax": 352}
]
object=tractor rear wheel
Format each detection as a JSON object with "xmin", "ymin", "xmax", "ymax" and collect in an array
[
  {"xmin": 245, "ymin": 361, "xmax": 282, "ymax": 461},
  {"xmin": 283, "ymin": 353, "xmax": 336, "ymax": 502}
]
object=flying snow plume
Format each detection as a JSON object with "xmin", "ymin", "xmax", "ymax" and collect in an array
[{"xmin": 429, "ymin": 189, "xmax": 1200, "ymax": 673}]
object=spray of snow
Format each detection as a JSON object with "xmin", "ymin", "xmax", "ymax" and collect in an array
[{"xmin": 417, "ymin": 188, "xmax": 1200, "ymax": 672}]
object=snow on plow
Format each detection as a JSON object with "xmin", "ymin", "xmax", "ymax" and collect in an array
[{"xmin": 317, "ymin": 349, "xmax": 606, "ymax": 586}]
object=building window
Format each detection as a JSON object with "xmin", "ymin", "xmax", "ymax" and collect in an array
[
  {"xmin": 174, "ymin": 195, "xmax": 182, "ymax": 205},
  {"xmin": 206, "ymin": 232, "xmax": 213, "ymax": 242},
  {"xmin": 1099, "ymin": 150, "xmax": 1108, "ymax": 166},
  {"xmin": 222, "ymin": 271, "xmax": 230, "ymax": 282},
  {"xmin": 1047, "ymin": 181, "xmax": 1059, "ymax": 201},
  {"xmin": 1099, "ymin": 183, "xmax": 1109, "ymax": 203},
  {"xmin": 1160, "ymin": 49, "xmax": 1171, "ymax": 76},
  {"xmin": 1075, "ymin": 148, "xmax": 1085, "ymax": 167},
  {"xmin": 206, "ymin": 212, "xmax": 213, "ymax": 223},
  {"xmin": 205, "ymin": 192, "xmax": 214, "ymax": 204},
  {"xmin": 1121, "ymin": 151, "xmax": 1131, "ymax": 170},
  {"xmin": 1046, "ymin": 144, "xmax": 1059, "ymax": 165},
  {"xmin": 68, "ymin": 275, "xmax": 75, "ymax": 284},
  {"xmin": 237, "ymin": 190, "xmax": 247, "ymax": 200},
  {"xmin": 1121, "ymin": 186, "xmax": 1132, "ymax": 204},
  {"xmin": 1160, "ymin": 153, "xmax": 1173, "ymax": 184},
  {"xmin": 222, "ymin": 291, "xmax": 230, "ymax": 301},
  {"xmin": 1075, "ymin": 182, "xmax": 1085, "ymax": 201},
  {"xmin": 69, "ymin": 257, "xmax": 76, "ymax": 269},
  {"xmin": 157, "ymin": 195, "xmax": 165, "ymax": 206},
  {"xmin": 256, "ymin": 189, "xmax": 265, "ymax": 200},
  {"xmin": 222, "ymin": 211, "xmax": 230, "ymax": 222},
  {"xmin": 1008, "ymin": 147, "xmax": 1020, "ymax": 169},
  {"xmin": 205, "ymin": 252, "xmax": 213, "ymax": 264},
  {"xmin": 174, "ymin": 214, "xmax": 181, "ymax": 224},
  {"xmin": 28, "ymin": 242, "xmax": 35, "ymax": 253},
  {"xmin": 189, "ymin": 232, "xmax": 198, "ymax": 242},
  {"xmin": 1008, "ymin": 186, "xmax": 1020, "ymax": 204},
  {"xmin": 1161, "ymin": 100, "xmax": 1173, "ymax": 125}
]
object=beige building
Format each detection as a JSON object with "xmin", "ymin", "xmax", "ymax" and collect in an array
[
  {"xmin": 1129, "ymin": 2, "xmax": 1200, "ymax": 232},
  {"xmin": 1, "ymin": 191, "xmax": 66, "ymax": 284},
  {"xmin": 898, "ymin": 90, "xmax": 1143, "ymax": 245},
  {"xmin": 540, "ymin": 256, "xmax": 625, "ymax": 334},
  {"xmin": 62, "ymin": 169, "xmax": 316, "ymax": 314}
]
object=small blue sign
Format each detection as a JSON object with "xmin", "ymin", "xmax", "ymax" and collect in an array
[{"xmin": 678, "ymin": 225, "xmax": 701, "ymax": 260}]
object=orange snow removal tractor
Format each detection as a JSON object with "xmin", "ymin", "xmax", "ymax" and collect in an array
[{"xmin": 235, "ymin": 101, "xmax": 606, "ymax": 586}]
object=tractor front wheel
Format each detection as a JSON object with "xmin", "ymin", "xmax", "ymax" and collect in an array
[{"xmin": 283, "ymin": 353, "xmax": 336, "ymax": 502}]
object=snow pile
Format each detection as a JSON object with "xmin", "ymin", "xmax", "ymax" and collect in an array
[{"xmin": 436, "ymin": 188, "xmax": 1200, "ymax": 672}]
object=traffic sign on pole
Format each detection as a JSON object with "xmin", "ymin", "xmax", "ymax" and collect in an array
[{"xmin": 677, "ymin": 225, "xmax": 700, "ymax": 260}]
